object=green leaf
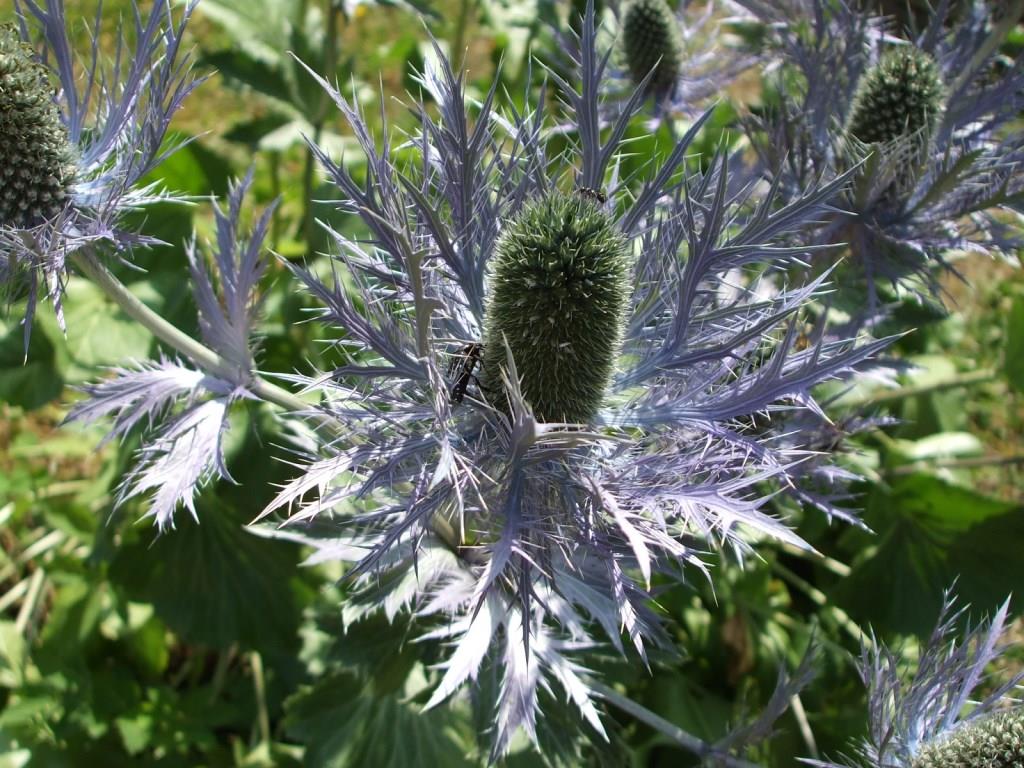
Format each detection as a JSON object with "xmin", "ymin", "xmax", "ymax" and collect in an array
[
  {"xmin": 203, "ymin": 50, "xmax": 298, "ymax": 112},
  {"xmin": 109, "ymin": 504, "xmax": 302, "ymax": 651},
  {"xmin": 36, "ymin": 576, "xmax": 108, "ymax": 672},
  {"xmin": 284, "ymin": 670, "xmax": 476, "ymax": 768},
  {"xmin": 0, "ymin": 316, "xmax": 63, "ymax": 410},
  {"xmin": 61, "ymin": 280, "xmax": 154, "ymax": 375},
  {"xmin": 1005, "ymin": 295, "xmax": 1024, "ymax": 393},
  {"xmin": 834, "ymin": 474, "xmax": 1020, "ymax": 635},
  {"xmin": 150, "ymin": 135, "xmax": 235, "ymax": 198}
]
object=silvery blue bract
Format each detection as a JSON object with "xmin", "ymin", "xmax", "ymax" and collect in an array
[{"xmin": 256, "ymin": 4, "xmax": 890, "ymax": 759}]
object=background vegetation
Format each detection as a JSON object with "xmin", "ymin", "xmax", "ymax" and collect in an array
[{"xmin": 1, "ymin": 0, "xmax": 1022, "ymax": 765}]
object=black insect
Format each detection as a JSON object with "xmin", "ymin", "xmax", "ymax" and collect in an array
[
  {"xmin": 447, "ymin": 342, "xmax": 483, "ymax": 405},
  {"xmin": 575, "ymin": 186, "xmax": 607, "ymax": 204}
]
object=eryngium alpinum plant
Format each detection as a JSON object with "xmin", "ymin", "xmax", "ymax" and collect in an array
[
  {"xmin": 1, "ymin": 0, "xmax": 199, "ymax": 345},
  {"xmin": 611, "ymin": 0, "xmax": 752, "ymax": 117},
  {"xmin": 807, "ymin": 594, "xmax": 1024, "ymax": 768},
  {"xmin": 740, "ymin": 0, "xmax": 1024, "ymax": 309},
  {"xmin": 248, "ymin": 6, "xmax": 889, "ymax": 760}
]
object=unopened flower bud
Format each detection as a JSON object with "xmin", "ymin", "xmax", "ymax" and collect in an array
[
  {"xmin": 621, "ymin": 0, "xmax": 683, "ymax": 96},
  {"xmin": 481, "ymin": 190, "xmax": 630, "ymax": 423}
]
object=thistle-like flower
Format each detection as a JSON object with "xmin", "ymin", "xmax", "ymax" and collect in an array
[
  {"xmin": 0, "ymin": 23, "xmax": 75, "ymax": 228},
  {"xmin": 259, "ymin": 6, "xmax": 888, "ymax": 760},
  {"xmin": 741, "ymin": 0, "xmax": 1024, "ymax": 309},
  {"xmin": 607, "ymin": 0, "xmax": 754, "ymax": 118},
  {"xmin": 846, "ymin": 48, "xmax": 944, "ymax": 148},
  {"xmin": 913, "ymin": 709, "xmax": 1024, "ymax": 767},
  {"xmin": 1, "ymin": 0, "xmax": 200, "ymax": 344},
  {"xmin": 805, "ymin": 593, "xmax": 1024, "ymax": 768}
]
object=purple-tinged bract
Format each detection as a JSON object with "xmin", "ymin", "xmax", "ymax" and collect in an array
[
  {"xmin": 261, "ymin": 5, "xmax": 890, "ymax": 761},
  {"xmin": 66, "ymin": 173, "xmax": 274, "ymax": 530}
]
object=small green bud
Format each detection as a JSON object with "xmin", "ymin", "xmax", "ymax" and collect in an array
[
  {"xmin": 481, "ymin": 190, "xmax": 631, "ymax": 423},
  {"xmin": 621, "ymin": 0, "xmax": 683, "ymax": 96},
  {"xmin": 913, "ymin": 709, "xmax": 1024, "ymax": 768},
  {"xmin": 847, "ymin": 47, "xmax": 944, "ymax": 147},
  {"xmin": 0, "ymin": 24, "xmax": 75, "ymax": 228}
]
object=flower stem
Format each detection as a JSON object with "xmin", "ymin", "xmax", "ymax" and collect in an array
[
  {"xmin": 68, "ymin": 248, "xmax": 310, "ymax": 415},
  {"xmin": 250, "ymin": 651, "xmax": 272, "ymax": 746},
  {"xmin": 590, "ymin": 681, "xmax": 760, "ymax": 768},
  {"xmin": 850, "ymin": 368, "xmax": 997, "ymax": 408}
]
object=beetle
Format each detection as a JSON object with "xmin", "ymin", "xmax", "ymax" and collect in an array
[{"xmin": 447, "ymin": 342, "xmax": 483, "ymax": 405}]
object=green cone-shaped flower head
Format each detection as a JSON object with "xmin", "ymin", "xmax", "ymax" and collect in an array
[
  {"xmin": 913, "ymin": 709, "xmax": 1024, "ymax": 768},
  {"xmin": 622, "ymin": 0, "xmax": 683, "ymax": 96},
  {"xmin": 0, "ymin": 24, "xmax": 74, "ymax": 228},
  {"xmin": 847, "ymin": 47, "xmax": 944, "ymax": 146},
  {"xmin": 481, "ymin": 190, "xmax": 631, "ymax": 423}
]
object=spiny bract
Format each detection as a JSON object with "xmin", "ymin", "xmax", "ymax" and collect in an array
[
  {"xmin": 0, "ymin": 24, "xmax": 74, "ymax": 228},
  {"xmin": 480, "ymin": 189, "xmax": 630, "ymax": 423},
  {"xmin": 621, "ymin": 0, "xmax": 683, "ymax": 95},
  {"xmin": 847, "ymin": 47, "xmax": 943, "ymax": 146},
  {"xmin": 912, "ymin": 709, "xmax": 1024, "ymax": 768}
]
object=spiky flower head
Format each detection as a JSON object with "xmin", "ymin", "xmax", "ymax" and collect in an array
[
  {"xmin": 742, "ymin": 1, "xmax": 1023, "ymax": 314},
  {"xmin": 1, "ymin": 1, "xmax": 199, "ymax": 348},
  {"xmin": 0, "ymin": 23, "xmax": 74, "ymax": 228},
  {"xmin": 847, "ymin": 47, "xmax": 943, "ymax": 146},
  {"xmin": 806, "ymin": 594, "xmax": 1024, "ymax": 768},
  {"xmin": 261, "ymin": 6, "xmax": 887, "ymax": 760},
  {"xmin": 912, "ymin": 709, "xmax": 1024, "ymax": 768},
  {"xmin": 621, "ymin": 0, "xmax": 683, "ymax": 95},
  {"xmin": 480, "ymin": 190, "xmax": 630, "ymax": 422}
]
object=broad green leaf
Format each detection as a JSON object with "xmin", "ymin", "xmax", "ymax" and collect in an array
[
  {"xmin": 109, "ymin": 504, "xmax": 302, "ymax": 651},
  {"xmin": 0, "ymin": 317, "xmax": 63, "ymax": 410},
  {"xmin": 284, "ymin": 670, "xmax": 476, "ymax": 768},
  {"xmin": 204, "ymin": 50, "xmax": 299, "ymax": 112},
  {"xmin": 36, "ymin": 577, "xmax": 109, "ymax": 673},
  {"xmin": 0, "ymin": 621, "xmax": 29, "ymax": 689},
  {"xmin": 150, "ymin": 135, "xmax": 235, "ymax": 198},
  {"xmin": 61, "ymin": 281, "xmax": 154, "ymax": 374},
  {"xmin": 834, "ymin": 474, "xmax": 1020, "ymax": 635}
]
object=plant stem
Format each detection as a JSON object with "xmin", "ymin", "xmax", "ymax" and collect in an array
[
  {"xmin": 590, "ymin": 681, "xmax": 760, "ymax": 768},
  {"xmin": 888, "ymin": 453, "xmax": 1024, "ymax": 476},
  {"xmin": 69, "ymin": 248, "xmax": 310, "ymax": 415},
  {"xmin": 850, "ymin": 368, "xmax": 997, "ymax": 408},
  {"xmin": 790, "ymin": 692, "xmax": 818, "ymax": 759},
  {"xmin": 250, "ymin": 651, "xmax": 272, "ymax": 746}
]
